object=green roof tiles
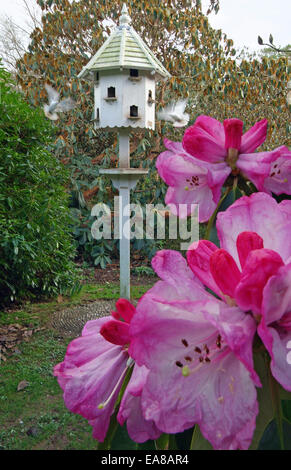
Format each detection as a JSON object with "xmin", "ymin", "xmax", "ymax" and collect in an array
[{"xmin": 78, "ymin": 4, "xmax": 170, "ymax": 80}]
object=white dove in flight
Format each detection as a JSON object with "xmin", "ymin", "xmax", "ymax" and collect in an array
[
  {"xmin": 157, "ymin": 99, "xmax": 189, "ymax": 127},
  {"xmin": 44, "ymin": 84, "xmax": 76, "ymax": 120}
]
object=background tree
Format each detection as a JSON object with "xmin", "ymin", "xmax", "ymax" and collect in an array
[
  {"xmin": 258, "ymin": 33, "xmax": 291, "ymax": 59},
  {"xmin": 14, "ymin": 0, "xmax": 290, "ymax": 266}
]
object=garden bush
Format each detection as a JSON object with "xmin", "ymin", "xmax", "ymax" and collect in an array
[{"xmin": 0, "ymin": 62, "xmax": 79, "ymax": 306}]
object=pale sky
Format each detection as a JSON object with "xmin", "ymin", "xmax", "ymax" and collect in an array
[
  {"xmin": 0, "ymin": 0, "xmax": 290, "ymax": 52},
  {"xmin": 201, "ymin": 0, "xmax": 291, "ymax": 51}
]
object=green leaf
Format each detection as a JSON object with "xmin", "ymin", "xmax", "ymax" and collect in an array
[
  {"xmin": 209, "ymin": 224, "xmax": 220, "ymax": 247},
  {"xmin": 115, "ymin": 364, "xmax": 134, "ymax": 409},
  {"xmin": 137, "ymin": 440, "xmax": 156, "ymax": 450},
  {"xmin": 97, "ymin": 410, "xmax": 119, "ymax": 450},
  {"xmin": 205, "ymin": 186, "xmax": 232, "ymax": 241},
  {"xmin": 249, "ymin": 352, "xmax": 274, "ymax": 450},
  {"xmin": 190, "ymin": 425, "xmax": 213, "ymax": 450},
  {"xmin": 155, "ymin": 433, "xmax": 170, "ymax": 450},
  {"xmin": 279, "ymin": 384, "xmax": 291, "ymax": 400},
  {"xmin": 110, "ymin": 422, "xmax": 138, "ymax": 450},
  {"xmin": 269, "ymin": 367, "xmax": 284, "ymax": 449},
  {"xmin": 258, "ymin": 419, "xmax": 291, "ymax": 450},
  {"xmin": 175, "ymin": 427, "xmax": 193, "ymax": 450},
  {"xmin": 282, "ymin": 400, "xmax": 291, "ymax": 424}
]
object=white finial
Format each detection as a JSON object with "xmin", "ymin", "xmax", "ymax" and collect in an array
[{"xmin": 119, "ymin": 3, "xmax": 131, "ymax": 26}]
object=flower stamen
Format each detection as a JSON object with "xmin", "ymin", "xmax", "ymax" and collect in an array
[
  {"xmin": 185, "ymin": 175, "xmax": 201, "ymax": 191},
  {"xmin": 176, "ymin": 335, "xmax": 226, "ymax": 377},
  {"xmin": 97, "ymin": 357, "xmax": 134, "ymax": 409}
]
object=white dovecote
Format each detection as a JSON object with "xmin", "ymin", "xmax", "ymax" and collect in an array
[
  {"xmin": 78, "ymin": 4, "xmax": 171, "ymax": 299},
  {"xmin": 78, "ymin": 4, "xmax": 171, "ymax": 131}
]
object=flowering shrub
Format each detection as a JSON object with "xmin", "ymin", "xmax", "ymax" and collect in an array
[
  {"xmin": 54, "ymin": 116, "xmax": 291, "ymax": 450},
  {"xmin": 156, "ymin": 116, "xmax": 291, "ymax": 222},
  {"xmin": 0, "ymin": 63, "xmax": 79, "ymax": 306},
  {"xmin": 130, "ymin": 193, "xmax": 291, "ymax": 449}
]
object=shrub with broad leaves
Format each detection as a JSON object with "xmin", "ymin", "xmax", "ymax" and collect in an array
[{"xmin": 0, "ymin": 63, "xmax": 79, "ymax": 306}]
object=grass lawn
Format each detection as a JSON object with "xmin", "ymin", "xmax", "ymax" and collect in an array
[{"xmin": 0, "ymin": 281, "xmax": 152, "ymax": 450}]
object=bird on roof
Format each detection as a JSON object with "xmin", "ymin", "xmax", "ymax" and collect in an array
[
  {"xmin": 157, "ymin": 100, "xmax": 189, "ymax": 127},
  {"xmin": 44, "ymin": 84, "xmax": 76, "ymax": 120}
]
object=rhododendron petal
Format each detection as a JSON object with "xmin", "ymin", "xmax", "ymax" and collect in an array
[
  {"xmin": 261, "ymin": 264, "xmax": 291, "ymax": 326},
  {"xmin": 255, "ymin": 263, "xmax": 291, "ymax": 391},
  {"xmin": 206, "ymin": 163, "xmax": 231, "ymax": 203},
  {"xmin": 187, "ymin": 240, "xmax": 222, "ymax": 297},
  {"xmin": 163, "ymin": 137, "xmax": 185, "ymax": 153},
  {"xmin": 111, "ymin": 298, "xmax": 135, "ymax": 323},
  {"xmin": 156, "ymin": 145, "xmax": 216, "ymax": 221},
  {"xmin": 216, "ymin": 193, "xmax": 291, "ymax": 266},
  {"xmin": 183, "ymin": 126, "xmax": 226, "ymax": 163},
  {"xmin": 210, "ymin": 249, "xmax": 241, "ymax": 298},
  {"xmin": 223, "ymin": 118, "xmax": 243, "ymax": 150},
  {"xmin": 54, "ymin": 318, "xmax": 128, "ymax": 442},
  {"xmin": 236, "ymin": 151, "xmax": 275, "ymax": 192},
  {"xmin": 240, "ymin": 119, "xmax": 268, "ymax": 153},
  {"xmin": 100, "ymin": 319, "xmax": 130, "ymax": 346},
  {"xmin": 156, "ymin": 135, "xmax": 232, "ymax": 222},
  {"xmin": 165, "ymin": 184, "xmax": 216, "ymax": 222},
  {"xmin": 202, "ymin": 303, "xmax": 260, "ymax": 386},
  {"xmin": 259, "ymin": 324, "xmax": 291, "ymax": 393},
  {"xmin": 156, "ymin": 148, "xmax": 208, "ymax": 187},
  {"xmin": 279, "ymin": 199, "xmax": 291, "ymax": 217},
  {"xmin": 235, "ymin": 249, "xmax": 284, "ymax": 315},
  {"xmin": 182, "ymin": 116, "xmax": 226, "ymax": 163},
  {"xmin": 263, "ymin": 148, "xmax": 291, "ymax": 195},
  {"xmin": 60, "ymin": 317, "xmax": 113, "ymax": 372},
  {"xmin": 236, "ymin": 231, "xmax": 264, "ymax": 269},
  {"xmin": 156, "ymin": 143, "xmax": 230, "ymax": 222},
  {"xmin": 237, "ymin": 146, "xmax": 291, "ymax": 194},
  {"xmin": 130, "ymin": 276, "xmax": 258, "ymax": 450},
  {"xmin": 117, "ymin": 365, "xmax": 161, "ymax": 442},
  {"xmin": 139, "ymin": 349, "xmax": 257, "ymax": 450},
  {"xmin": 54, "ymin": 318, "xmax": 113, "ymax": 391},
  {"xmin": 130, "ymin": 288, "xmax": 217, "ymax": 370},
  {"xmin": 229, "ymin": 416, "xmax": 257, "ymax": 450},
  {"xmin": 193, "ymin": 115, "xmax": 225, "ymax": 146},
  {"xmin": 151, "ymin": 249, "xmax": 201, "ymax": 289},
  {"xmin": 137, "ymin": 278, "xmax": 210, "ymax": 319}
]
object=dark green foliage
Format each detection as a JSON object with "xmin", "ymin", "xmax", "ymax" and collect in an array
[
  {"xmin": 258, "ymin": 419, "xmax": 291, "ymax": 450},
  {"xmin": 0, "ymin": 63, "xmax": 79, "ymax": 305},
  {"xmin": 70, "ymin": 162, "xmax": 169, "ymax": 268}
]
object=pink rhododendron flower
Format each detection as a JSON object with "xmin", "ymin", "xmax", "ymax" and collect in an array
[
  {"xmin": 129, "ymin": 250, "xmax": 260, "ymax": 450},
  {"xmin": 237, "ymin": 145, "xmax": 291, "ymax": 195},
  {"xmin": 156, "ymin": 138, "xmax": 231, "ymax": 222},
  {"xmin": 191, "ymin": 192, "xmax": 291, "ymax": 391},
  {"xmin": 54, "ymin": 299, "xmax": 160, "ymax": 443},
  {"xmin": 157, "ymin": 116, "xmax": 291, "ymax": 221},
  {"xmin": 129, "ymin": 193, "xmax": 291, "ymax": 449},
  {"xmin": 183, "ymin": 116, "xmax": 268, "ymax": 166},
  {"xmin": 215, "ymin": 192, "xmax": 291, "ymax": 392},
  {"xmin": 118, "ymin": 364, "xmax": 161, "ymax": 442}
]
